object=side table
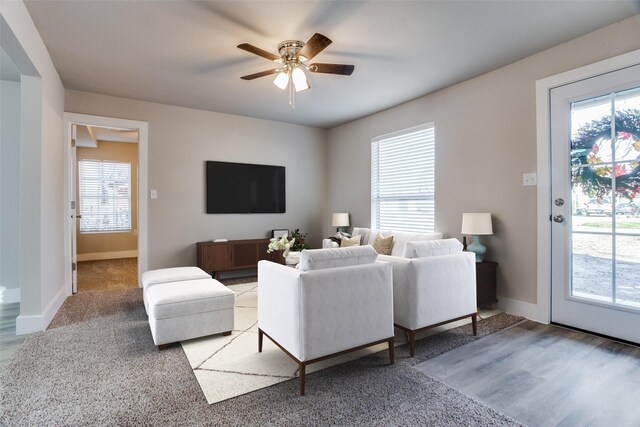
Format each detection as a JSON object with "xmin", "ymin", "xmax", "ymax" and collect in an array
[{"xmin": 476, "ymin": 261, "xmax": 498, "ymax": 309}]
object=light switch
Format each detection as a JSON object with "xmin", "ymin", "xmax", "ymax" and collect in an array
[
  {"xmin": 523, "ymin": 173, "xmax": 537, "ymax": 187},
  {"xmin": 150, "ymin": 189, "xmax": 157, "ymax": 199}
]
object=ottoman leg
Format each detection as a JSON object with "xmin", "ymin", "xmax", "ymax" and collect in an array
[{"xmin": 222, "ymin": 331, "xmax": 232, "ymax": 336}]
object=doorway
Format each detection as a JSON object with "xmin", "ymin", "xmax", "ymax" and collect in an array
[
  {"xmin": 63, "ymin": 114, "xmax": 148, "ymax": 296},
  {"xmin": 75, "ymin": 127, "xmax": 139, "ymax": 292},
  {"xmin": 549, "ymin": 64, "xmax": 640, "ymax": 343}
]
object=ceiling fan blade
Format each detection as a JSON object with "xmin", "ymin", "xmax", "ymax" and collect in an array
[
  {"xmin": 237, "ymin": 43, "xmax": 280, "ymax": 62},
  {"xmin": 297, "ymin": 33, "xmax": 332, "ymax": 61},
  {"xmin": 309, "ymin": 63, "xmax": 355, "ymax": 76},
  {"xmin": 240, "ymin": 69, "xmax": 280, "ymax": 80}
]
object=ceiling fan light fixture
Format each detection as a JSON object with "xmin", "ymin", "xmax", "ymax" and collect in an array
[
  {"xmin": 238, "ymin": 33, "xmax": 353, "ymax": 105},
  {"xmin": 292, "ymin": 67, "xmax": 310, "ymax": 92},
  {"xmin": 273, "ymin": 71, "xmax": 289, "ymax": 90}
]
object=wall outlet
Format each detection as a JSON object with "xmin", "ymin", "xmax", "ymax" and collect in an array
[
  {"xmin": 150, "ymin": 189, "xmax": 157, "ymax": 199},
  {"xmin": 523, "ymin": 173, "xmax": 537, "ymax": 187}
]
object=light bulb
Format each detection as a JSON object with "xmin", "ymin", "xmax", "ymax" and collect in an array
[
  {"xmin": 273, "ymin": 71, "xmax": 289, "ymax": 90},
  {"xmin": 291, "ymin": 67, "xmax": 310, "ymax": 92}
]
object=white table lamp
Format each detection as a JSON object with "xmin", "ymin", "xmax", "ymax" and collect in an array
[
  {"xmin": 461, "ymin": 213, "xmax": 493, "ymax": 262},
  {"xmin": 332, "ymin": 213, "xmax": 350, "ymax": 233}
]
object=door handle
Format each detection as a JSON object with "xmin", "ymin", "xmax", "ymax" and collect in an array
[{"xmin": 553, "ymin": 215, "xmax": 565, "ymax": 223}]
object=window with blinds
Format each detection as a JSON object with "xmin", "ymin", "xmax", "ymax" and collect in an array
[
  {"xmin": 371, "ymin": 123, "xmax": 435, "ymax": 232},
  {"xmin": 78, "ymin": 159, "xmax": 132, "ymax": 233}
]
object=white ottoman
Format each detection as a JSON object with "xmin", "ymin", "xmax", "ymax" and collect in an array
[
  {"xmin": 142, "ymin": 267, "xmax": 211, "ymax": 314},
  {"xmin": 147, "ymin": 278, "xmax": 235, "ymax": 349}
]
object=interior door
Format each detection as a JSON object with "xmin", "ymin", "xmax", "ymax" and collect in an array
[
  {"xmin": 550, "ymin": 64, "xmax": 640, "ymax": 343},
  {"xmin": 70, "ymin": 124, "xmax": 78, "ymax": 294}
]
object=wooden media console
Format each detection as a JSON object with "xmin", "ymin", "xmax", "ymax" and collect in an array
[{"xmin": 196, "ymin": 238, "xmax": 284, "ymax": 280}]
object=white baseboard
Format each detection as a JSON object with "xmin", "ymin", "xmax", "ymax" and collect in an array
[
  {"xmin": 16, "ymin": 284, "xmax": 68, "ymax": 335},
  {"xmin": 77, "ymin": 250, "xmax": 138, "ymax": 262},
  {"xmin": 497, "ymin": 296, "xmax": 541, "ymax": 322},
  {"xmin": 0, "ymin": 287, "xmax": 20, "ymax": 304}
]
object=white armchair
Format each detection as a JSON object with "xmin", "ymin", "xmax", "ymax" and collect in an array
[
  {"xmin": 257, "ymin": 246, "xmax": 394, "ymax": 395},
  {"xmin": 379, "ymin": 239, "xmax": 477, "ymax": 356}
]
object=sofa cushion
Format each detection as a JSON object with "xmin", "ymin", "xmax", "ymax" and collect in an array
[
  {"xmin": 404, "ymin": 238, "xmax": 464, "ymax": 258},
  {"xmin": 372, "ymin": 234, "xmax": 394, "ymax": 255},
  {"xmin": 389, "ymin": 230, "xmax": 442, "ymax": 257},
  {"xmin": 147, "ymin": 278, "xmax": 235, "ymax": 320},
  {"xmin": 142, "ymin": 266, "xmax": 211, "ymax": 292},
  {"xmin": 351, "ymin": 228, "xmax": 443, "ymax": 257},
  {"xmin": 351, "ymin": 228, "xmax": 392, "ymax": 245},
  {"xmin": 297, "ymin": 246, "xmax": 378, "ymax": 271},
  {"xmin": 340, "ymin": 235, "xmax": 361, "ymax": 247}
]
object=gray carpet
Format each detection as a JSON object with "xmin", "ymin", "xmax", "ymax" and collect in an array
[{"xmin": 0, "ymin": 288, "xmax": 524, "ymax": 426}]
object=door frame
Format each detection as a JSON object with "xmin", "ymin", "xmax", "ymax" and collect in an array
[
  {"xmin": 535, "ymin": 48, "xmax": 640, "ymax": 323},
  {"xmin": 63, "ymin": 113, "xmax": 149, "ymax": 295}
]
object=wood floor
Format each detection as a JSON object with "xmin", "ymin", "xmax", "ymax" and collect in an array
[
  {"xmin": 415, "ymin": 320, "xmax": 640, "ymax": 427},
  {"xmin": 0, "ymin": 302, "xmax": 29, "ymax": 369}
]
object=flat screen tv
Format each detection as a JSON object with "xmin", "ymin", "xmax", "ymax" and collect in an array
[{"xmin": 206, "ymin": 161, "xmax": 285, "ymax": 214}]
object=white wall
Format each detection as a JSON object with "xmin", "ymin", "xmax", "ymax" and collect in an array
[
  {"xmin": 64, "ymin": 91, "xmax": 328, "ymax": 271},
  {"xmin": 327, "ymin": 15, "xmax": 640, "ymax": 310},
  {"xmin": 1, "ymin": 1, "xmax": 66, "ymax": 333},
  {"xmin": 0, "ymin": 80, "xmax": 21, "ymax": 303}
]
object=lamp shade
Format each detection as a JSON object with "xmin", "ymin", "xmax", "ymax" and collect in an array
[
  {"xmin": 461, "ymin": 213, "xmax": 493, "ymax": 235},
  {"xmin": 332, "ymin": 213, "xmax": 350, "ymax": 227}
]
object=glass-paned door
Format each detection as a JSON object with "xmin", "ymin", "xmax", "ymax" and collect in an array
[{"xmin": 550, "ymin": 64, "xmax": 640, "ymax": 343}]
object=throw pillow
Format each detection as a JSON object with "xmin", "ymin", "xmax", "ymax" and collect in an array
[
  {"xmin": 372, "ymin": 233, "xmax": 394, "ymax": 255},
  {"xmin": 340, "ymin": 235, "xmax": 362, "ymax": 247},
  {"xmin": 358, "ymin": 228, "xmax": 372, "ymax": 246}
]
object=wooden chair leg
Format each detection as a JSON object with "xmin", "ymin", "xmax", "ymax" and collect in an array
[
  {"xmin": 472, "ymin": 313, "xmax": 478, "ymax": 336},
  {"xmin": 258, "ymin": 329, "xmax": 263, "ymax": 352},
  {"xmin": 298, "ymin": 363, "xmax": 306, "ymax": 396},
  {"xmin": 409, "ymin": 330, "xmax": 416, "ymax": 357},
  {"xmin": 388, "ymin": 337, "xmax": 395, "ymax": 364}
]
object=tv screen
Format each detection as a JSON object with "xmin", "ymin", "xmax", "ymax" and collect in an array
[{"xmin": 206, "ymin": 161, "xmax": 285, "ymax": 214}]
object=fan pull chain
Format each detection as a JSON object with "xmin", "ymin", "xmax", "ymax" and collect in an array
[{"xmin": 288, "ymin": 73, "xmax": 295, "ymax": 109}]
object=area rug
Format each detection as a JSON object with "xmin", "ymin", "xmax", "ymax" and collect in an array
[
  {"xmin": 184, "ymin": 282, "xmax": 507, "ymax": 404},
  {"xmin": 0, "ymin": 287, "xmax": 524, "ymax": 426}
]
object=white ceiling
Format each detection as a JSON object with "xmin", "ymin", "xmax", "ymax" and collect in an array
[{"xmin": 24, "ymin": 1, "xmax": 640, "ymax": 128}]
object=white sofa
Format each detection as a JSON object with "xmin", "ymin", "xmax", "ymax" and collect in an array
[
  {"xmin": 322, "ymin": 227, "xmax": 443, "ymax": 255},
  {"xmin": 257, "ymin": 245, "xmax": 394, "ymax": 395},
  {"xmin": 325, "ymin": 228, "xmax": 477, "ymax": 356}
]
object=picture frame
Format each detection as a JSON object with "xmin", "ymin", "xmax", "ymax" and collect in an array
[{"xmin": 271, "ymin": 229, "xmax": 289, "ymax": 238}]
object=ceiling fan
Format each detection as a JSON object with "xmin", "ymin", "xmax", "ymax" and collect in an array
[{"xmin": 237, "ymin": 33, "xmax": 355, "ymax": 107}]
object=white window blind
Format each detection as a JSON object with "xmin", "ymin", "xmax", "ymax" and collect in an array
[
  {"xmin": 371, "ymin": 123, "xmax": 435, "ymax": 232},
  {"xmin": 79, "ymin": 159, "xmax": 131, "ymax": 233}
]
